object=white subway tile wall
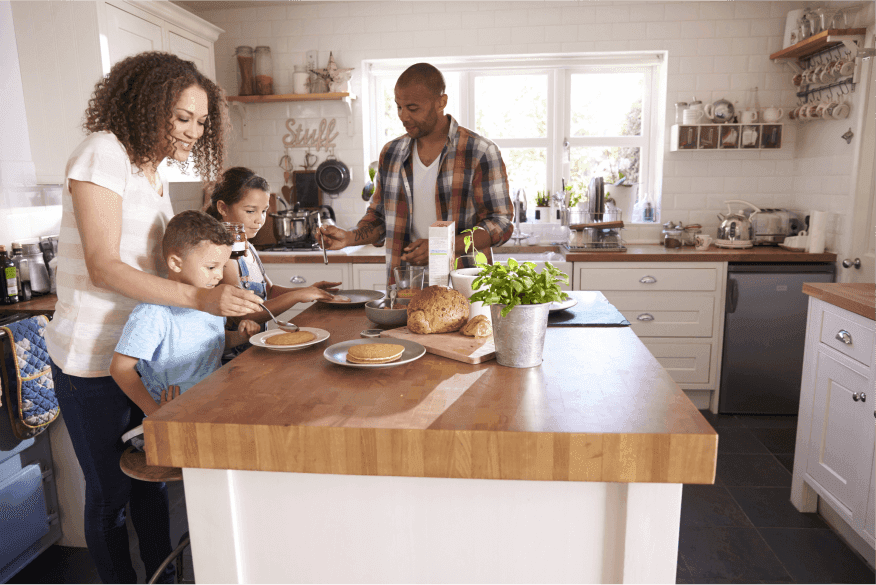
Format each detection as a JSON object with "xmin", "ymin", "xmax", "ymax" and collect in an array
[{"xmin": 196, "ymin": 0, "xmax": 864, "ymax": 248}]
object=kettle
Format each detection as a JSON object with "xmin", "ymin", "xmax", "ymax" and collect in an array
[{"xmin": 717, "ymin": 199, "xmax": 759, "ymax": 242}]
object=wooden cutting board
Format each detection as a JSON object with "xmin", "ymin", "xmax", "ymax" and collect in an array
[{"xmin": 380, "ymin": 326, "xmax": 495, "ymax": 364}]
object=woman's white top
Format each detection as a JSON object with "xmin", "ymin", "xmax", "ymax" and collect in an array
[{"xmin": 45, "ymin": 131, "xmax": 173, "ymax": 377}]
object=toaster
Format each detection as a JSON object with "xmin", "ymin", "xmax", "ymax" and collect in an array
[{"xmin": 748, "ymin": 208, "xmax": 799, "ymax": 245}]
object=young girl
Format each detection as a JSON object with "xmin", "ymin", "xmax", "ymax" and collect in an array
[{"xmin": 205, "ymin": 167, "xmax": 339, "ymax": 325}]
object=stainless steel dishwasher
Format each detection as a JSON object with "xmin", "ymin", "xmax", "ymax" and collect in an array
[{"xmin": 719, "ymin": 263, "xmax": 835, "ymax": 414}]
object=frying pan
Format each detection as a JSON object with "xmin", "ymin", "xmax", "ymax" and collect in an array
[{"xmin": 315, "ymin": 155, "xmax": 351, "ymax": 194}]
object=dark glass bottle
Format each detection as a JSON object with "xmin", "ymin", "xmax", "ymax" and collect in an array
[
  {"xmin": 10, "ymin": 243, "xmax": 30, "ymax": 302},
  {"xmin": 0, "ymin": 245, "xmax": 20, "ymax": 304}
]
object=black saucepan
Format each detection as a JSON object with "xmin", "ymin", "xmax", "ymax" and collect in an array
[{"xmin": 315, "ymin": 155, "xmax": 351, "ymax": 194}]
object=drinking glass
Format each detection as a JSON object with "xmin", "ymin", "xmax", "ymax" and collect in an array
[{"xmin": 393, "ymin": 266, "xmax": 426, "ymax": 299}]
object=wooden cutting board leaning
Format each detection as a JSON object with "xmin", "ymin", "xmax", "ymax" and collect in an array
[{"xmin": 380, "ymin": 326, "xmax": 495, "ymax": 364}]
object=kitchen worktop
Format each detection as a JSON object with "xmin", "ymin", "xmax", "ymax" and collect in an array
[
  {"xmin": 256, "ymin": 243, "xmax": 837, "ymax": 264},
  {"xmin": 0, "ymin": 294, "xmax": 57, "ymax": 316},
  {"xmin": 802, "ymin": 282, "xmax": 875, "ymax": 320},
  {"xmin": 145, "ymin": 302, "xmax": 717, "ymax": 484}
]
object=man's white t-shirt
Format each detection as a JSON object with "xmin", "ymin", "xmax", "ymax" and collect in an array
[{"xmin": 410, "ymin": 141, "xmax": 440, "ymax": 241}]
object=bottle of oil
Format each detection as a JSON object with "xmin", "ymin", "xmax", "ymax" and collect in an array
[{"xmin": 0, "ymin": 245, "xmax": 20, "ymax": 304}]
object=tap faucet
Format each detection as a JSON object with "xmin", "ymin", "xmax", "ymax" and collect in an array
[{"xmin": 509, "ymin": 187, "xmax": 530, "ymax": 245}]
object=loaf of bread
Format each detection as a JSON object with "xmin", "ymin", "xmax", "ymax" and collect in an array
[
  {"xmin": 407, "ymin": 286, "xmax": 470, "ymax": 334},
  {"xmin": 460, "ymin": 315, "xmax": 492, "ymax": 338}
]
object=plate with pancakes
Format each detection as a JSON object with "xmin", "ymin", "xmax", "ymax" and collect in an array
[
  {"xmin": 250, "ymin": 327, "xmax": 330, "ymax": 351},
  {"xmin": 323, "ymin": 338, "xmax": 426, "ymax": 368},
  {"xmin": 317, "ymin": 289, "xmax": 384, "ymax": 306}
]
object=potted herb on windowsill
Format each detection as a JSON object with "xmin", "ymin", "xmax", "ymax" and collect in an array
[
  {"xmin": 469, "ymin": 259, "xmax": 569, "ymax": 368},
  {"xmin": 534, "ymin": 191, "xmax": 551, "ymax": 223}
]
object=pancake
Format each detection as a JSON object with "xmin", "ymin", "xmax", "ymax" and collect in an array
[
  {"xmin": 346, "ymin": 343, "xmax": 405, "ymax": 364},
  {"xmin": 264, "ymin": 331, "xmax": 316, "ymax": 346},
  {"xmin": 330, "ymin": 295, "xmax": 352, "ymax": 303}
]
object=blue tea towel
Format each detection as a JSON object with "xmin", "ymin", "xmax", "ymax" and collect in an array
[{"xmin": 1, "ymin": 315, "xmax": 59, "ymax": 439}]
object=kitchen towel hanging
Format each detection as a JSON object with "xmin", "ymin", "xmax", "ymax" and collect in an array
[
  {"xmin": 807, "ymin": 211, "xmax": 827, "ymax": 254},
  {"xmin": 1, "ymin": 315, "xmax": 59, "ymax": 440}
]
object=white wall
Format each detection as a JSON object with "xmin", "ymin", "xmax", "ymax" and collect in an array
[
  {"xmin": 0, "ymin": 1, "xmax": 62, "ymax": 249},
  {"xmin": 190, "ymin": 0, "xmax": 872, "ymax": 248}
]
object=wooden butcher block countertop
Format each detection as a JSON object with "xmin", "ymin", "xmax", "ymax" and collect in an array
[
  {"xmin": 803, "ymin": 283, "xmax": 875, "ymax": 320},
  {"xmin": 563, "ymin": 244, "xmax": 837, "ymax": 263},
  {"xmin": 145, "ymin": 303, "xmax": 717, "ymax": 484}
]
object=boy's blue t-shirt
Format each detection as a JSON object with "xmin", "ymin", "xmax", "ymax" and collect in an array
[{"xmin": 115, "ymin": 303, "xmax": 226, "ymax": 402}]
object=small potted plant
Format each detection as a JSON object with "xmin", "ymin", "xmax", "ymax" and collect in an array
[
  {"xmin": 534, "ymin": 191, "xmax": 551, "ymax": 223},
  {"xmin": 469, "ymin": 259, "xmax": 569, "ymax": 368},
  {"xmin": 450, "ymin": 227, "xmax": 490, "ymax": 320}
]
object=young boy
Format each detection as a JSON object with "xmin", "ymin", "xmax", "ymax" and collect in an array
[{"xmin": 110, "ymin": 210, "xmax": 260, "ymax": 428}]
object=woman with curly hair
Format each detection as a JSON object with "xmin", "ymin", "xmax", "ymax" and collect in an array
[{"xmin": 44, "ymin": 51, "xmax": 263, "ymax": 584}]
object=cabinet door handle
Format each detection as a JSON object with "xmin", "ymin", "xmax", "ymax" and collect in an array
[
  {"xmin": 639, "ymin": 276, "xmax": 657, "ymax": 284},
  {"xmin": 290, "ymin": 275, "xmax": 307, "ymax": 284},
  {"xmin": 853, "ymin": 392, "xmax": 866, "ymax": 402},
  {"xmin": 637, "ymin": 313, "xmax": 655, "ymax": 321},
  {"xmin": 835, "ymin": 330, "xmax": 852, "ymax": 345}
]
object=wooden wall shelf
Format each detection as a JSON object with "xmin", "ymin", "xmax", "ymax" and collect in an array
[
  {"xmin": 227, "ymin": 92, "xmax": 357, "ymax": 138},
  {"xmin": 227, "ymin": 91, "xmax": 355, "ymax": 103},
  {"xmin": 770, "ymin": 28, "xmax": 867, "ymax": 61}
]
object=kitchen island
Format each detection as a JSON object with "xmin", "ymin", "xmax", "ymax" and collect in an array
[{"xmin": 146, "ymin": 301, "xmax": 717, "ymax": 583}]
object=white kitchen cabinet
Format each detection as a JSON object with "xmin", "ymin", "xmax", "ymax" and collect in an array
[
  {"xmin": 12, "ymin": 0, "xmax": 222, "ymax": 184},
  {"xmin": 575, "ymin": 262, "xmax": 726, "ymax": 409},
  {"xmin": 262, "ymin": 263, "xmax": 351, "ymax": 323},
  {"xmin": 352, "ymin": 264, "xmax": 388, "ymax": 292},
  {"xmin": 792, "ymin": 297, "xmax": 876, "ymax": 553}
]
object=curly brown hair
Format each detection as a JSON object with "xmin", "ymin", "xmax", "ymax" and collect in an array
[{"xmin": 83, "ymin": 51, "xmax": 227, "ymax": 181}]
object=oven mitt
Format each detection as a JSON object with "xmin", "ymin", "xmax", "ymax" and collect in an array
[{"xmin": 0, "ymin": 315, "xmax": 59, "ymax": 440}]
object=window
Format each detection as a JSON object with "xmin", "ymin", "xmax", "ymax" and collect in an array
[{"xmin": 364, "ymin": 54, "xmax": 666, "ymax": 224}]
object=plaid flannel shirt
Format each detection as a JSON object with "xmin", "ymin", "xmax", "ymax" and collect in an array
[{"xmin": 358, "ymin": 115, "xmax": 513, "ymax": 284}]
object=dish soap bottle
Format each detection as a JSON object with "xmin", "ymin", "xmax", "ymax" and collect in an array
[{"xmin": 0, "ymin": 245, "xmax": 20, "ymax": 304}]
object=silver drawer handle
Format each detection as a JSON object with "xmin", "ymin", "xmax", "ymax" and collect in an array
[
  {"xmin": 639, "ymin": 276, "xmax": 657, "ymax": 284},
  {"xmin": 853, "ymin": 392, "xmax": 866, "ymax": 402},
  {"xmin": 637, "ymin": 313, "xmax": 655, "ymax": 321},
  {"xmin": 835, "ymin": 330, "xmax": 852, "ymax": 345},
  {"xmin": 290, "ymin": 275, "xmax": 306, "ymax": 284}
]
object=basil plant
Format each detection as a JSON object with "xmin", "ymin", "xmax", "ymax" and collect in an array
[{"xmin": 469, "ymin": 259, "xmax": 569, "ymax": 318}]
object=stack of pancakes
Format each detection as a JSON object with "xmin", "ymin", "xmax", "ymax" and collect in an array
[{"xmin": 346, "ymin": 343, "xmax": 405, "ymax": 364}]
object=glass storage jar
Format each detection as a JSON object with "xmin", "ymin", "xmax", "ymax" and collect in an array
[
  {"xmin": 292, "ymin": 65, "xmax": 310, "ymax": 94},
  {"xmin": 682, "ymin": 225, "xmax": 702, "ymax": 246},
  {"xmin": 221, "ymin": 222, "xmax": 247, "ymax": 259},
  {"xmin": 662, "ymin": 222, "xmax": 683, "ymax": 248},
  {"xmin": 254, "ymin": 46, "xmax": 273, "ymax": 95},
  {"xmin": 235, "ymin": 46, "xmax": 255, "ymax": 96}
]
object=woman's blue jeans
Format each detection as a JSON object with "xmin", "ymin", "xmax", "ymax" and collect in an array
[{"xmin": 50, "ymin": 360, "xmax": 174, "ymax": 584}]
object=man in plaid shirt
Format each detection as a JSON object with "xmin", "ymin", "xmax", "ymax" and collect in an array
[{"xmin": 321, "ymin": 63, "xmax": 513, "ymax": 283}]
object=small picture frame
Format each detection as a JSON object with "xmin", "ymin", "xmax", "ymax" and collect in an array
[
  {"xmin": 291, "ymin": 170, "xmax": 323, "ymax": 209},
  {"xmin": 761, "ymin": 125, "xmax": 782, "ymax": 149},
  {"xmin": 720, "ymin": 125, "xmax": 740, "ymax": 149},
  {"xmin": 679, "ymin": 126, "xmax": 699, "ymax": 150},
  {"xmin": 698, "ymin": 125, "xmax": 719, "ymax": 149}
]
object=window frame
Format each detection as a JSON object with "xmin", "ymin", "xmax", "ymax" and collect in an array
[{"xmin": 363, "ymin": 53, "xmax": 666, "ymax": 223}]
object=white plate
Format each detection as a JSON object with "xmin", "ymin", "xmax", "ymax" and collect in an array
[
  {"xmin": 250, "ymin": 327, "xmax": 330, "ymax": 351},
  {"xmin": 549, "ymin": 297, "xmax": 578, "ymax": 313},
  {"xmin": 317, "ymin": 289, "xmax": 384, "ymax": 306},
  {"xmin": 714, "ymin": 239, "xmax": 753, "ymax": 249},
  {"xmin": 323, "ymin": 338, "xmax": 426, "ymax": 368}
]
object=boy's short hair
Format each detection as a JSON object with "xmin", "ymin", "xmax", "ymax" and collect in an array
[{"xmin": 163, "ymin": 210, "xmax": 233, "ymax": 259}]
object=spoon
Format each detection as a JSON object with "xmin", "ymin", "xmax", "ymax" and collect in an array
[
  {"xmin": 261, "ymin": 304, "xmax": 299, "ymax": 333},
  {"xmin": 389, "ymin": 287, "xmax": 397, "ymax": 310}
]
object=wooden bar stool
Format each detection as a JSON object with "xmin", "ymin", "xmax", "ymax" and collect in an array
[{"xmin": 120, "ymin": 446, "xmax": 189, "ymax": 584}]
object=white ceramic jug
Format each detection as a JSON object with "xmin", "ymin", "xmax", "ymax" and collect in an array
[{"xmin": 762, "ymin": 106, "xmax": 784, "ymax": 123}]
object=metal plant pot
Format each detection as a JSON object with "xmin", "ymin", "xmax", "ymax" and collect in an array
[{"xmin": 490, "ymin": 302, "xmax": 551, "ymax": 368}]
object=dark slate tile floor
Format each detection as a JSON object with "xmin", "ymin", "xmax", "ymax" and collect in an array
[
  {"xmin": 6, "ymin": 411, "xmax": 874, "ymax": 584},
  {"xmin": 677, "ymin": 410, "xmax": 876, "ymax": 584}
]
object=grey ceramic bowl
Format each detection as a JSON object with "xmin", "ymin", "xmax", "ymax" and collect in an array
[{"xmin": 364, "ymin": 298, "xmax": 410, "ymax": 327}]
